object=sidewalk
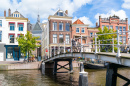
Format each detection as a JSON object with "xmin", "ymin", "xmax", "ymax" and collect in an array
[{"xmin": 0, "ymin": 61, "xmax": 42, "ymax": 70}]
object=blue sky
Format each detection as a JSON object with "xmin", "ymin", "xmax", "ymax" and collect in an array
[{"xmin": 0, "ymin": 0, "xmax": 130, "ymax": 27}]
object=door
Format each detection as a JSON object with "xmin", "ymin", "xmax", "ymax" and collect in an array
[
  {"xmin": 0, "ymin": 52, "xmax": 4, "ymax": 61},
  {"xmin": 14, "ymin": 52, "xmax": 19, "ymax": 61}
]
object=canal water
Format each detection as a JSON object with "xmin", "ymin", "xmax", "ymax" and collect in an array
[{"xmin": 0, "ymin": 68, "xmax": 129, "ymax": 86}]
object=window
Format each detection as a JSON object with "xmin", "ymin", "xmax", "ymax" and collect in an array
[
  {"xmin": 53, "ymin": 22, "xmax": 57, "ymax": 31},
  {"xmin": 53, "ymin": 34, "xmax": 57, "ymax": 43},
  {"xmin": 57, "ymin": 12, "xmax": 63, "ymax": 16},
  {"xmin": 116, "ymin": 26, "xmax": 118, "ymax": 31},
  {"xmin": 119, "ymin": 26, "xmax": 122, "ymax": 34},
  {"xmin": 18, "ymin": 14, "xmax": 19, "ymax": 17},
  {"xmin": 90, "ymin": 32, "xmax": 93, "ymax": 37},
  {"xmin": 120, "ymin": 36, "xmax": 122, "ymax": 43},
  {"xmin": 66, "ymin": 23, "xmax": 70, "ymax": 31},
  {"xmin": 102, "ymin": 25, "xmax": 105, "ymax": 30},
  {"xmin": 7, "ymin": 47, "xmax": 13, "ymax": 59},
  {"xmin": 0, "ymin": 20, "xmax": 2, "ymax": 27},
  {"xmin": 76, "ymin": 28, "xmax": 79, "ymax": 33},
  {"xmin": 10, "ymin": 35, "xmax": 15, "ymax": 43},
  {"xmin": 59, "ymin": 34, "xmax": 63, "ymax": 43},
  {"xmin": 123, "ymin": 27, "xmax": 126, "ymax": 35},
  {"xmin": 19, "ymin": 24, "xmax": 23, "ymax": 31},
  {"xmin": 81, "ymin": 28, "xmax": 85, "ymax": 33},
  {"xmin": 14, "ymin": 14, "xmax": 15, "ymax": 17},
  {"xmin": 66, "ymin": 35, "xmax": 70, "ymax": 44},
  {"xmin": 16, "ymin": 14, "xmax": 17, "ymax": 17},
  {"xmin": 110, "ymin": 26, "xmax": 113, "ymax": 29},
  {"xmin": 0, "ymin": 31, "xmax": 2, "ymax": 42},
  {"xmin": 123, "ymin": 36, "xmax": 126, "ymax": 43},
  {"xmin": 106, "ymin": 25, "xmax": 109, "ymax": 29},
  {"xmin": 10, "ymin": 24, "xmax": 15, "ymax": 31},
  {"xmin": 59, "ymin": 23, "xmax": 63, "ymax": 31}
]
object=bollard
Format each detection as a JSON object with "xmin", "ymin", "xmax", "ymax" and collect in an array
[
  {"xmin": 42, "ymin": 62, "xmax": 45, "ymax": 75},
  {"xmin": 80, "ymin": 62, "xmax": 84, "ymax": 72},
  {"xmin": 79, "ymin": 62, "xmax": 88, "ymax": 86}
]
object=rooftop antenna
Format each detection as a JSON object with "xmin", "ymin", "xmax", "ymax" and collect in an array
[{"xmin": 37, "ymin": 0, "xmax": 40, "ymax": 23}]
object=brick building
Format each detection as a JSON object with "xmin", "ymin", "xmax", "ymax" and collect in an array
[
  {"xmin": 72, "ymin": 19, "xmax": 98, "ymax": 52},
  {"xmin": 42, "ymin": 9, "xmax": 72, "ymax": 59},
  {"xmin": 99, "ymin": 15, "xmax": 128, "ymax": 44}
]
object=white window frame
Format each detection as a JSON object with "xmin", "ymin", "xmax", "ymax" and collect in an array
[
  {"xmin": 123, "ymin": 27, "xmax": 126, "ymax": 35},
  {"xmin": 81, "ymin": 28, "xmax": 85, "ymax": 33},
  {"xmin": 66, "ymin": 35, "xmax": 70, "ymax": 44},
  {"xmin": 53, "ymin": 34, "xmax": 57, "ymax": 43},
  {"xmin": 90, "ymin": 32, "xmax": 93, "ymax": 37},
  {"xmin": 53, "ymin": 22, "xmax": 57, "ymax": 31},
  {"xmin": 123, "ymin": 36, "xmax": 126, "ymax": 44},
  {"xmin": 9, "ymin": 35, "xmax": 15, "ymax": 43},
  {"xmin": 59, "ymin": 34, "xmax": 63, "ymax": 43},
  {"xmin": 59, "ymin": 23, "xmax": 63, "ymax": 31},
  {"xmin": 76, "ymin": 28, "xmax": 80, "ymax": 33}
]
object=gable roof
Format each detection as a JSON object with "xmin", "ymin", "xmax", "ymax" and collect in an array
[
  {"xmin": 53, "ymin": 9, "xmax": 68, "ymax": 17},
  {"xmin": 73, "ymin": 19, "xmax": 84, "ymax": 24},
  {"xmin": 9, "ymin": 10, "xmax": 25, "ymax": 18},
  {"xmin": 33, "ymin": 22, "xmax": 42, "ymax": 30}
]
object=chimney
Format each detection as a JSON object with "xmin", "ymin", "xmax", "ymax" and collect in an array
[
  {"xmin": 96, "ymin": 22, "xmax": 98, "ymax": 27},
  {"xmin": 8, "ymin": 8, "xmax": 11, "ymax": 17},
  {"xmin": 4, "ymin": 10, "xmax": 6, "ymax": 17},
  {"xmin": 65, "ymin": 10, "xmax": 68, "ymax": 15}
]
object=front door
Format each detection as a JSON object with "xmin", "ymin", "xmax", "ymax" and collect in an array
[{"xmin": 14, "ymin": 51, "xmax": 19, "ymax": 61}]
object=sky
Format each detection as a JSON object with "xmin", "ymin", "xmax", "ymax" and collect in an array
[{"xmin": 0, "ymin": 0, "xmax": 130, "ymax": 27}]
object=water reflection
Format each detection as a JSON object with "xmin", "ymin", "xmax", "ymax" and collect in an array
[{"xmin": 0, "ymin": 68, "xmax": 129, "ymax": 86}]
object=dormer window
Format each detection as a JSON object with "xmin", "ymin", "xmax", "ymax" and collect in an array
[{"xmin": 57, "ymin": 12, "xmax": 63, "ymax": 16}]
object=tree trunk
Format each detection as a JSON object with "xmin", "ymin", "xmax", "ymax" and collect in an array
[{"xmin": 28, "ymin": 50, "xmax": 29, "ymax": 62}]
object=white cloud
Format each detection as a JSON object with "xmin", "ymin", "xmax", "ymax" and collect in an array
[
  {"xmin": 72, "ymin": 16, "xmax": 93, "ymax": 26},
  {"xmin": 42, "ymin": 20, "xmax": 48, "ymax": 23},
  {"xmin": 122, "ymin": 0, "xmax": 130, "ymax": 9},
  {"xmin": 0, "ymin": 0, "xmax": 92, "ymax": 20},
  {"xmin": 95, "ymin": 10, "xmax": 127, "ymax": 22}
]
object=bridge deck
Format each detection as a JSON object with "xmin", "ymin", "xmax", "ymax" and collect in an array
[{"xmin": 44, "ymin": 52, "xmax": 130, "ymax": 67}]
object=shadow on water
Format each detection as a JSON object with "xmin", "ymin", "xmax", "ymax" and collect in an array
[{"xmin": 0, "ymin": 67, "xmax": 129, "ymax": 86}]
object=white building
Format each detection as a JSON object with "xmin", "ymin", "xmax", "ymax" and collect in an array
[{"xmin": 0, "ymin": 9, "xmax": 28, "ymax": 61}]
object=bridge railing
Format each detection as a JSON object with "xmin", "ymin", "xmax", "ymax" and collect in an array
[{"xmin": 43, "ymin": 30, "xmax": 130, "ymax": 60}]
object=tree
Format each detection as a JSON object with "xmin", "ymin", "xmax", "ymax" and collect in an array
[
  {"xmin": 16, "ymin": 31, "xmax": 40, "ymax": 61},
  {"xmin": 96, "ymin": 26, "xmax": 118, "ymax": 52}
]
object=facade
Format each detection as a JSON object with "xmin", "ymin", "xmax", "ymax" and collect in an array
[
  {"xmin": 30, "ymin": 15, "xmax": 43, "ymax": 58},
  {"xmin": 0, "ymin": 9, "xmax": 28, "ymax": 61},
  {"xmin": 0, "ymin": 17, "xmax": 6, "ymax": 61},
  {"xmin": 42, "ymin": 9, "xmax": 73, "ymax": 59},
  {"xmin": 72, "ymin": 19, "xmax": 98, "ymax": 52},
  {"xmin": 99, "ymin": 15, "xmax": 128, "ymax": 44}
]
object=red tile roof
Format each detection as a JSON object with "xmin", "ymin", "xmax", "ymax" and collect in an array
[{"xmin": 73, "ymin": 19, "xmax": 84, "ymax": 24}]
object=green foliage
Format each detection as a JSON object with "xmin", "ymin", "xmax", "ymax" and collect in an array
[
  {"xmin": 16, "ymin": 31, "xmax": 40, "ymax": 57},
  {"xmin": 96, "ymin": 26, "xmax": 118, "ymax": 52}
]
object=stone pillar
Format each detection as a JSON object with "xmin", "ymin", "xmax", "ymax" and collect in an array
[
  {"xmin": 79, "ymin": 62, "xmax": 88, "ymax": 86},
  {"xmin": 69, "ymin": 59, "xmax": 73, "ymax": 73},
  {"xmin": 106, "ymin": 63, "xmax": 118, "ymax": 86},
  {"xmin": 42, "ymin": 62, "xmax": 45, "ymax": 75},
  {"xmin": 53, "ymin": 60, "xmax": 57, "ymax": 75}
]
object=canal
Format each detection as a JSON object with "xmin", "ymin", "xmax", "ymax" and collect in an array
[{"xmin": 0, "ymin": 68, "xmax": 129, "ymax": 86}]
